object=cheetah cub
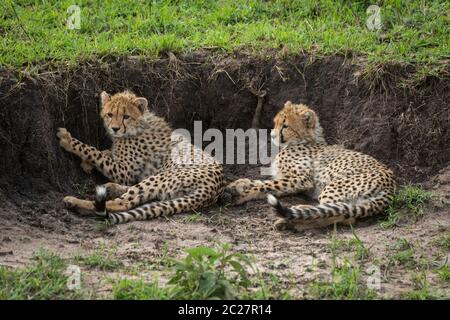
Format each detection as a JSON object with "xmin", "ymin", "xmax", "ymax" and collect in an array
[
  {"xmin": 57, "ymin": 90, "xmax": 224, "ymax": 224},
  {"xmin": 225, "ymin": 101, "xmax": 395, "ymax": 231}
]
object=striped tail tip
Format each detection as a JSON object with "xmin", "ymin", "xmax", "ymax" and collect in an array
[
  {"xmin": 266, "ymin": 194, "xmax": 290, "ymax": 217},
  {"xmin": 94, "ymin": 185, "xmax": 107, "ymax": 216}
]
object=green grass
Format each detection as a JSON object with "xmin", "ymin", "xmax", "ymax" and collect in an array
[
  {"xmin": 1, "ymin": 0, "xmax": 449, "ymax": 79},
  {"xmin": 75, "ymin": 251, "xmax": 123, "ymax": 271},
  {"xmin": 380, "ymin": 186, "xmax": 432, "ymax": 229},
  {"xmin": 182, "ymin": 210, "xmax": 203, "ymax": 223},
  {"xmin": 403, "ymin": 272, "xmax": 441, "ymax": 300},
  {"xmin": 314, "ymin": 230, "xmax": 377, "ymax": 299},
  {"xmin": 167, "ymin": 243, "xmax": 253, "ymax": 299},
  {"xmin": 434, "ymin": 232, "xmax": 450, "ymax": 250},
  {"xmin": 94, "ymin": 219, "xmax": 115, "ymax": 232},
  {"xmin": 387, "ymin": 238, "xmax": 417, "ymax": 267},
  {"xmin": 0, "ymin": 244, "xmax": 291, "ymax": 300},
  {"xmin": 245, "ymin": 272, "xmax": 293, "ymax": 300},
  {"xmin": 328, "ymin": 228, "xmax": 371, "ymax": 261},
  {"xmin": 114, "ymin": 243, "xmax": 253, "ymax": 299},
  {"xmin": 112, "ymin": 243, "xmax": 292, "ymax": 300},
  {"xmin": 113, "ymin": 276, "xmax": 170, "ymax": 300},
  {"xmin": 309, "ymin": 261, "xmax": 377, "ymax": 300},
  {"xmin": 0, "ymin": 249, "xmax": 83, "ymax": 299},
  {"xmin": 435, "ymin": 262, "xmax": 450, "ymax": 282},
  {"xmin": 390, "ymin": 248, "xmax": 416, "ymax": 267}
]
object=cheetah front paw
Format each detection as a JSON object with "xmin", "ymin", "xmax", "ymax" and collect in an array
[
  {"xmin": 274, "ymin": 218, "xmax": 291, "ymax": 231},
  {"xmin": 103, "ymin": 182, "xmax": 129, "ymax": 198},
  {"xmin": 226, "ymin": 178, "xmax": 253, "ymax": 194},
  {"xmin": 80, "ymin": 161, "xmax": 94, "ymax": 174},
  {"xmin": 219, "ymin": 179, "xmax": 251, "ymax": 203},
  {"xmin": 63, "ymin": 196, "xmax": 96, "ymax": 215},
  {"xmin": 63, "ymin": 196, "xmax": 78, "ymax": 208},
  {"xmin": 219, "ymin": 187, "xmax": 239, "ymax": 204},
  {"xmin": 56, "ymin": 128, "xmax": 73, "ymax": 151}
]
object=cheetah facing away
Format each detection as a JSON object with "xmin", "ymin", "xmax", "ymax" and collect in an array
[
  {"xmin": 225, "ymin": 101, "xmax": 395, "ymax": 231},
  {"xmin": 57, "ymin": 90, "xmax": 224, "ymax": 224}
]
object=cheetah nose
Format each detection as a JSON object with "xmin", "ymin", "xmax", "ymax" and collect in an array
[{"xmin": 112, "ymin": 127, "xmax": 120, "ymax": 132}]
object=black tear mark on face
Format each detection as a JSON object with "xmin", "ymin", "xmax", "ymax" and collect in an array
[
  {"xmin": 280, "ymin": 121, "xmax": 288, "ymax": 143},
  {"xmin": 122, "ymin": 116, "xmax": 127, "ymax": 134}
]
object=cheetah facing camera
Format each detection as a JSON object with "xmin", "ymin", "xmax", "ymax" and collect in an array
[
  {"xmin": 225, "ymin": 101, "xmax": 395, "ymax": 231},
  {"xmin": 57, "ymin": 90, "xmax": 224, "ymax": 224}
]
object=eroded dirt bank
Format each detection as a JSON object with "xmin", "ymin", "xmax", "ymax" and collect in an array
[{"xmin": 0, "ymin": 53, "xmax": 449, "ymax": 298}]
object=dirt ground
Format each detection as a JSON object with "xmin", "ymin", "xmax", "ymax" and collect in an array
[
  {"xmin": 0, "ymin": 163, "xmax": 449, "ymax": 298},
  {"xmin": 0, "ymin": 53, "xmax": 449, "ymax": 298}
]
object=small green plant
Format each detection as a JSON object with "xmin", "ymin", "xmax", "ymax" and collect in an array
[
  {"xmin": 389, "ymin": 238, "xmax": 413, "ymax": 251},
  {"xmin": 380, "ymin": 186, "xmax": 431, "ymax": 229},
  {"xmin": 75, "ymin": 251, "xmax": 123, "ymax": 271},
  {"xmin": 113, "ymin": 276, "xmax": 169, "ymax": 300},
  {"xmin": 435, "ymin": 262, "xmax": 450, "ymax": 283},
  {"xmin": 434, "ymin": 232, "xmax": 450, "ymax": 250},
  {"xmin": 348, "ymin": 229, "xmax": 371, "ymax": 261},
  {"xmin": 309, "ymin": 261, "xmax": 376, "ymax": 300},
  {"xmin": 246, "ymin": 272, "xmax": 293, "ymax": 300},
  {"xmin": 0, "ymin": 249, "xmax": 82, "ymax": 300},
  {"xmin": 183, "ymin": 210, "xmax": 203, "ymax": 223},
  {"xmin": 95, "ymin": 219, "xmax": 115, "ymax": 232},
  {"xmin": 168, "ymin": 244, "xmax": 253, "ymax": 299},
  {"xmin": 404, "ymin": 272, "xmax": 439, "ymax": 300},
  {"xmin": 328, "ymin": 234, "xmax": 348, "ymax": 255},
  {"xmin": 390, "ymin": 249, "xmax": 416, "ymax": 267},
  {"xmin": 328, "ymin": 228, "xmax": 370, "ymax": 261},
  {"xmin": 113, "ymin": 243, "xmax": 256, "ymax": 300},
  {"xmin": 149, "ymin": 241, "xmax": 174, "ymax": 270},
  {"xmin": 388, "ymin": 238, "xmax": 416, "ymax": 268}
]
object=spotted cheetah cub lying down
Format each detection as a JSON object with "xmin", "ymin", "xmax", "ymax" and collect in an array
[
  {"xmin": 225, "ymin": 101, "xmax": 395, "ymax": 231},
  {"xmin": 57, "ymin": 90, "xmax": 224, "ymax": 224}
]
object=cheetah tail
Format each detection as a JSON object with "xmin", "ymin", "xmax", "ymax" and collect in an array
[
  {"xmin": 267, "ymin": 192, "xmax": 391, "ymax": 220},
  {"xmin": 266, "ymin": 194, "xmax": 289, "ymax": 217},
  {"xmin": 94, "ymin": 185, "xmax": 107, "ymax": 216}
]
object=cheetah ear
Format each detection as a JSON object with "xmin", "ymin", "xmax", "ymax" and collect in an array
[
  {"xmin": 135, "ymin": 97, "xmax": 148, "ymax": 113},
  {"xmin": 100, "ymin": 91, "xmax": 110, "ymax": 107},
  {"xmin": 284, "ymin": 100, "xmax": 292, "ymax": 107},
  {"xmin": 302, "ymin": 110, "xmax": 316, "ymax": 128}
]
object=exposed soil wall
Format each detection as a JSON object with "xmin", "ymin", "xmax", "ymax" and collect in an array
[{"xmin": 0, "ymin": 52, "xmax": 449, "ymax": 214}]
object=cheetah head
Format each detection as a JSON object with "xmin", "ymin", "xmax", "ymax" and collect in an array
[
  {"xmin": 100, "ymin": 90, "xmax": 149, "ymax": 138},
  {"xmin": 270, "ymin": 101, "xmax": 325, "ymax": 146}
]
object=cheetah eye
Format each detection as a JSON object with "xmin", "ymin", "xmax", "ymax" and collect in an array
[
  {"xmin": 107, "ymin": 113, "xmax": 113, "ymax": 118},
  {"xmin": 123, "ymin": 114, "xmax": 130, "ymax": 120},
  {"xmin": 282, "ymin": 124, "xmax": 288, "ymax": 129}
]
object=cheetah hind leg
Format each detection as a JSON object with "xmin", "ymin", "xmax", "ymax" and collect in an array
[
  {"xmin": 290, "ymin": 212, "xmax": 356, "ymax": 231},
  {"xmin": 274, "ymin": 204, "xmax": 316, "ymax": 232},
  {"xmin": 63, "ymin": 181, "xmax": 129, "ymax": 215},
  {"xmin": 102, "ymin": 182, "xmax": 130, "ymax": 199},
  {"xmin": 63, "ymin": 196, "xmax": 96, "ymax": 216},
  {"xmin": 63, "ymin": 193, "xmax": 131, "ymax": 216}
]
